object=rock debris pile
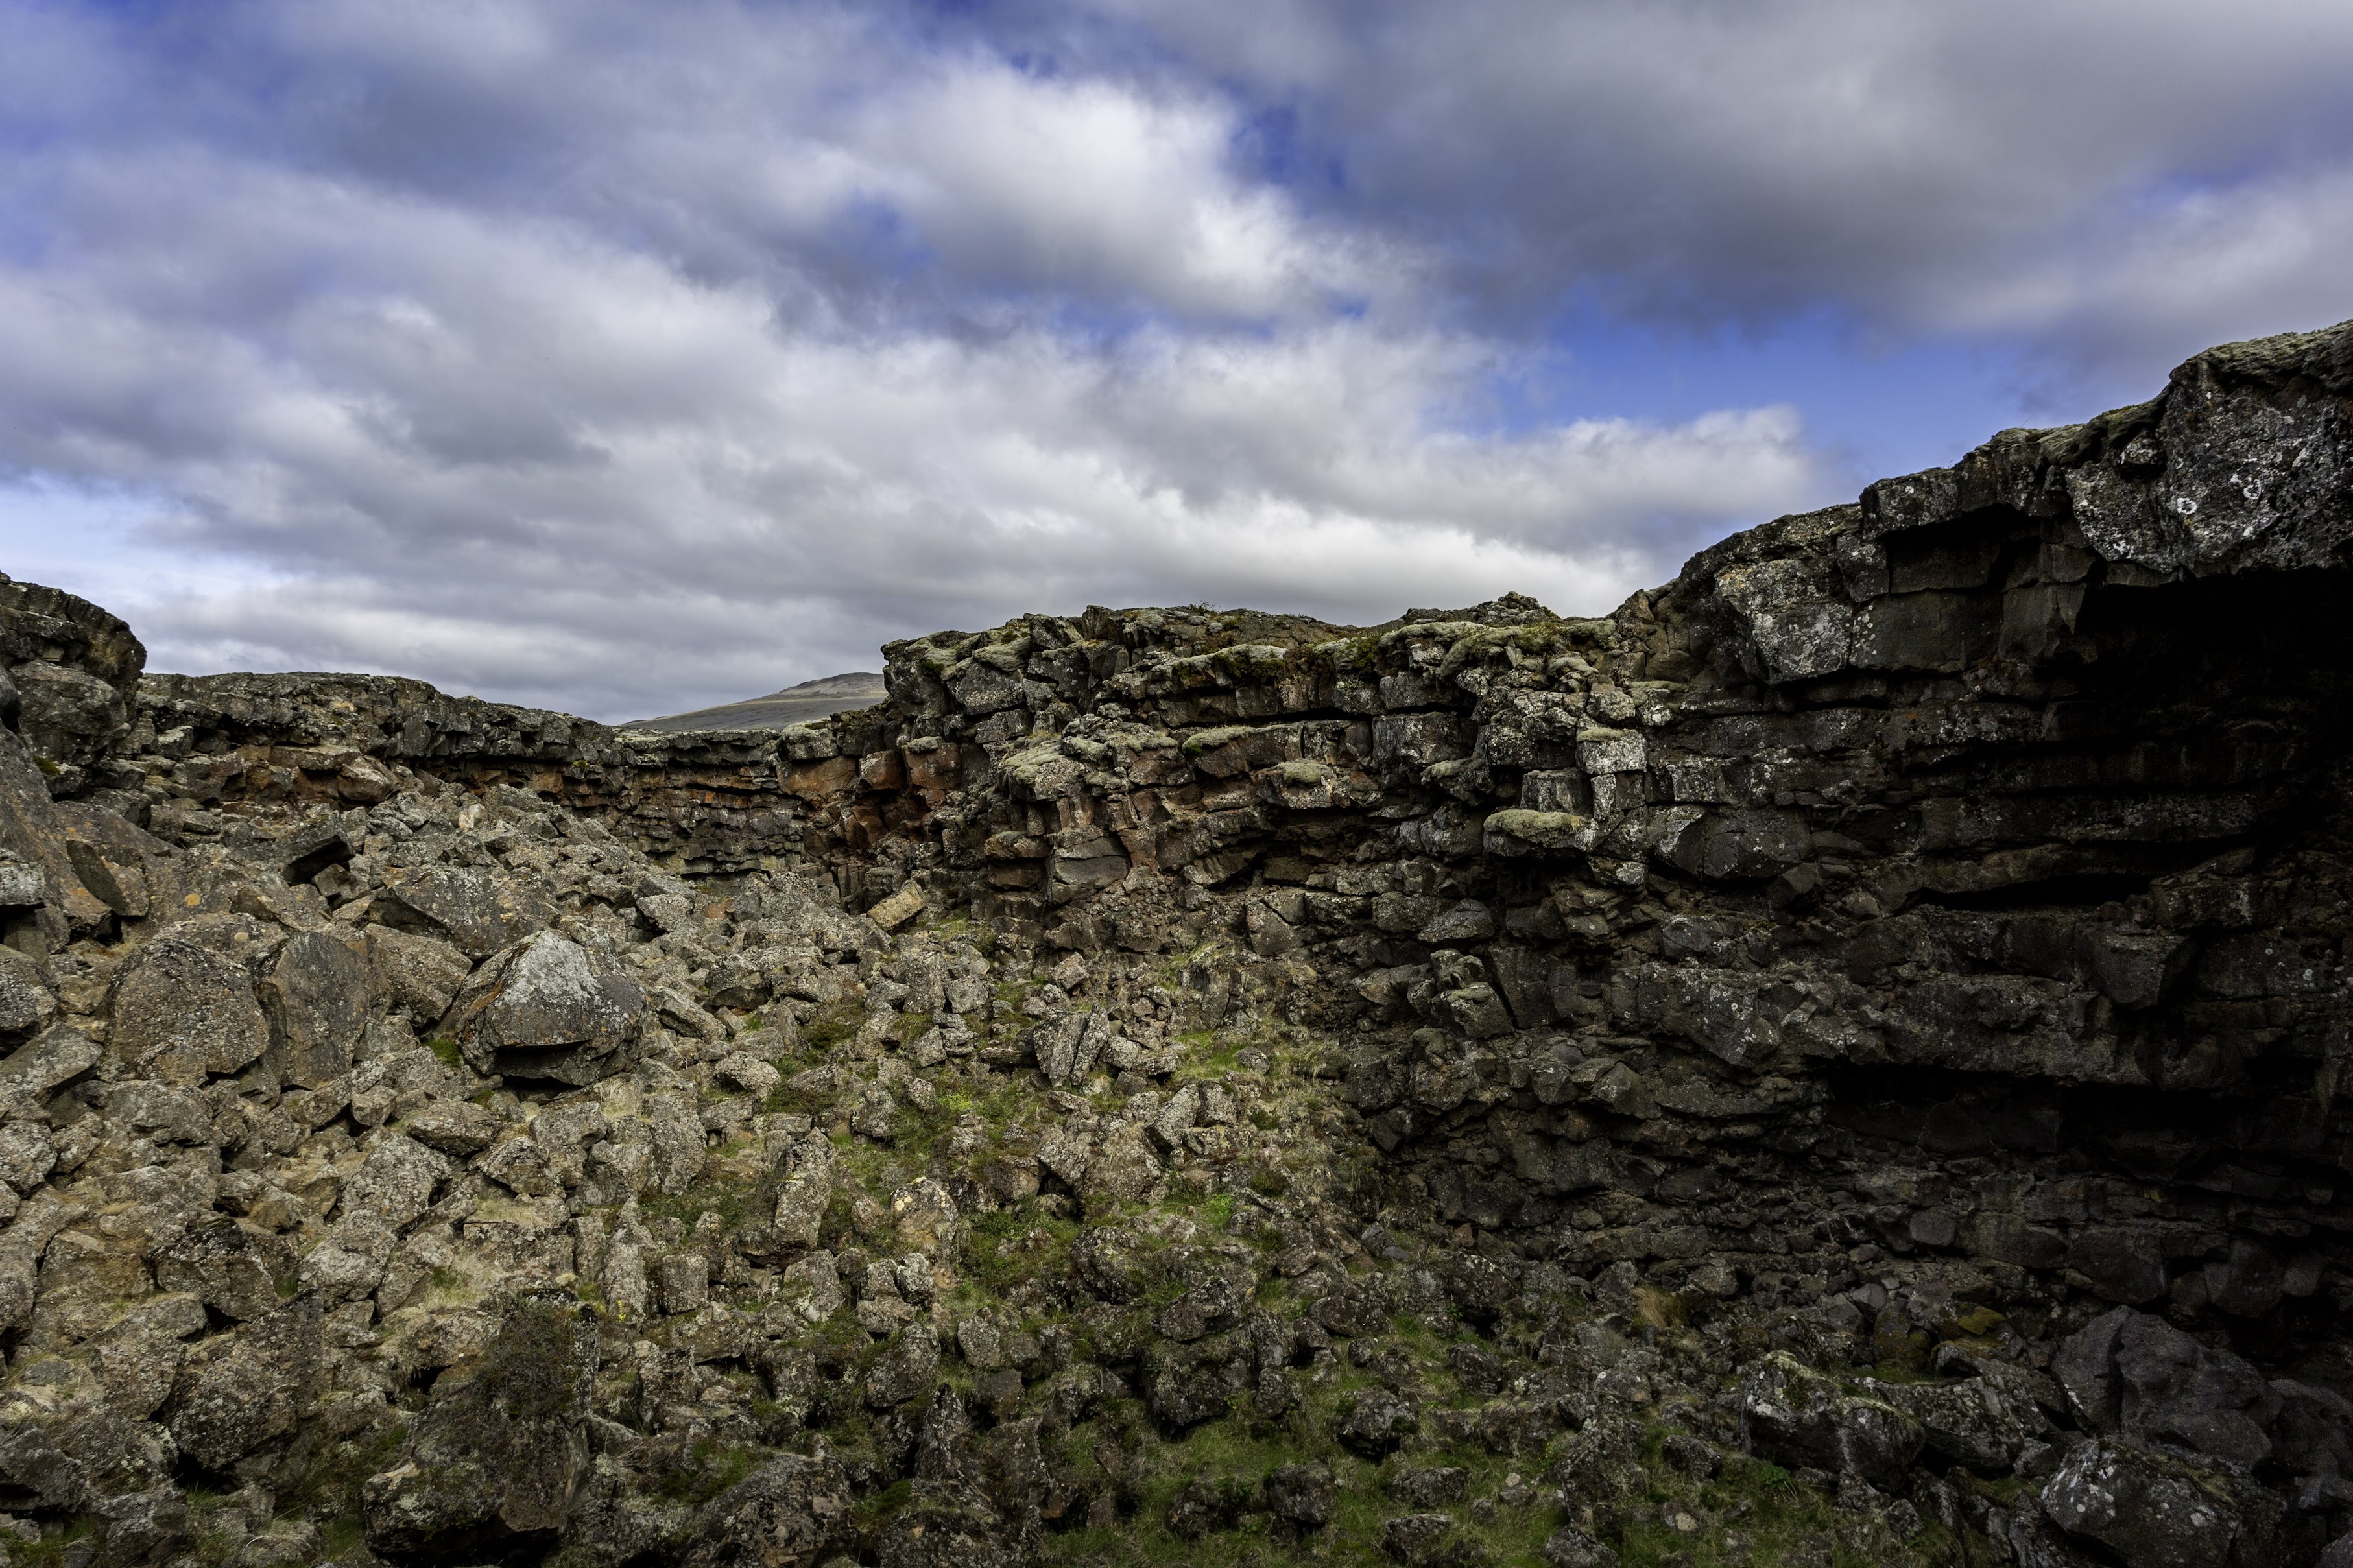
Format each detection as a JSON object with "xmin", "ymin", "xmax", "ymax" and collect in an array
[{"xmin": 5, "ymin": 320, "xmax": 2353, "ymax": 1568}]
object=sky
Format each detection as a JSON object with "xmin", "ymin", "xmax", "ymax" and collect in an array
[{"xmin": 2, "ymin": 1, "xmax": 2350, "ymax": 722}]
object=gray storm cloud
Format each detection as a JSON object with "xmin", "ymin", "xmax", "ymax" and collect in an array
[{"xmin": 1, "ymin": 0, "xmax": 2348, "ymax": 719}]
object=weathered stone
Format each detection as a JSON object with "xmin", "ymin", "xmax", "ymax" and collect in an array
[
  {"xmin": 1740, "ymin": 1353, "xmax": 1923, "ymax": 1488},
  {"xmin": 1077, "ymin": 1120, "xmax": 1160, "ymax": 1214},
  {"xmin": 446, "ymin": 930, "xmax": 646, "ymax": 1085},
  {"xmin": 865, "ymin": 1325, "xmax": 941, "ymax": 1408},
  {"xmin": 364, "ymin": 925, "xmax": 474, "ymax": 1024},
  {"xmin": 380, "ymin": 864, "xmax": 556, "ymax": 958},
  {"xmin": 1264, "ymin": 1461, "xmax": 1335, "ymax": 1528},
  {"xmin": 1145, "ymin": 1333, "xmax": 1252, "ymax": 1431},
  {"xmin": 772, "ymin": 1135, "xmax": 838, "ymax": 1247},
  {"xmin": 362, "ymin": 1296, "xmax": 597, "ymax": 1557},
  {"xmin": 2042, "ymin": 1439, "xmax": 2243, "ymax": 1568},
  {"xmin": 1869, "ymin": 1370, "xmax": 2042, "ymax": 1472},
  {"xmin": 261, "ymin": 929, "xmax": 369, "ymax": 1087},
  {"xmin": 154, "ymin": 1219, "xmax": 287, "ymax": 1322},
  {"xmin": 0, "ymin": 722, "xmax": 108, "ymax": 932},
  {"xmin": 1338, "ymin": 1387, "xmax": 1420, "ymax": 1457},
  {"xmin": 108, "ymin": 934, "xmax": 270, "ymax": 1085},
  {"xmin": 1381, "ymin": 1512, "xmax": 1463, "ymax": 1567},
  {"xmin": 677, "ymin": 1453, "xmax": 852, "ymax": 1568},
  {"xmin": 165, "ymin": 1293, "xmax": 323, "ymax": 1471},
  {"xmin": 0, "ymin": 1020, "xmax": 97, "ymax": 1091}
]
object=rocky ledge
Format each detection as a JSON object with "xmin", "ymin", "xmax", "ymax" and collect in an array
[{"xmin": 2, "ymin": 321, "xmax": 2353, "ymax": 1568}]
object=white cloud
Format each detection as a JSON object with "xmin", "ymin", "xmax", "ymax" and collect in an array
[{"xmin": 0, "ymin": 167, "xmax": 1815, "ymax": 715}]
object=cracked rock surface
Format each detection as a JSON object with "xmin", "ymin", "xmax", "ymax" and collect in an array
[{"xmin": 7, "ymin": 320, "xmax": 2353, "ymax": 1567}]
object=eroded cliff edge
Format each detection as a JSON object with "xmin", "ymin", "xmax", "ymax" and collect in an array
[{"xmin": 1, "ymin": 320, "xmax": 2351, "ymax": 1568}]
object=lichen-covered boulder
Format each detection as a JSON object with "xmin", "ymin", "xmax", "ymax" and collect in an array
[
  {"xmin": 1867, "ymin": 1366, "xmax": 2046, "ymax": 1472},
  {"xmin": 164, "ymin": 1293, "xmax": 323, "ymax": 1471},
  {"xmin": 364, "ymin": 925, "xmax": 475, "ymax": 1023},
  {"xmin": 446, "ymin": 930, "xmax": 646, "ymax": 1085},
  {"xmin": 2055, "ymin": 1306, "xmax": 2280, "ymax": 1469},
  {"xmin": 11, "ymin": 658, "xmax": 127, "ymax": 774},
  {"xmin": 154, "ymin": 1218, "xmax": 289, "ymax": 1322},
  {"xmin": 2042, "ymin": 1438, "xmax": 2258, "ymax": 1568},
  {"xmin": 1265, "ymin": 1462, "xmax": 1335, "ymax": 1528},
  {"xmin": 1338, "ymin": 1386, "xmax": 1422, "ymax": 1458},
  {"xmin": 1739, "ymin": 1352, "xmax": 1924, "ymax": 1488},
  {"xmin": 865, "ymin": 1325, "xmax": 942, "ymax": 1409},
  {"xmin": 261, "ymin": 929, "xmax": 370, "ymax": 1087},
  {"xmin": 676, "ymin": 1453, "xmax": 853, "ymax": 1568},
  {"xmin": 108, "ymin": 931, "xmax": 269, "ymax": 1085},
  {"xmin": 1143, "ymin": 1331, "xmax": 1254, "ymax": 1432},
  {"xmin": 874, "ymin": 1480, "xmax": 1010, "ymax": 1568},
  {"xmin": 363, "ymin": 1296, "xmax": 598, "ymax": 1558},
  {"xmin": 379, "ymin": 864, "xmax": 555, "ymax": 958}
]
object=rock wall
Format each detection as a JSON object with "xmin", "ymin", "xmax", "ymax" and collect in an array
[
  {"xmin": 125, "ymin": 670, "xmax": 831, "ymax": 874},
  {"xmin": 0, "ymin": 320, "xmax": 2350, "ymax": 1568},
  {"xmin": 759, "ymin": 320, "xmax": 2353, "ymax": 1334}
]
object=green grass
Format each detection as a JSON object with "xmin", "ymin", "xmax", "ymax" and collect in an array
[
  {"xmin": 1033, "ymin": 1381, "xmax": 1559, "ymax": 1568},
  {"xmin": 283, "ymin": 1414, "xmax": 409, "ymax": 1523},
  {"xmin": 425, "ymin": 1036, "xmax": 463, "ymax": 1068},
  {"xmin": 651, "ymin": 1438, "xmax": 763, "ymax": 1506},
  {"xmin": 318, "ymin": 1515, "xmax": 368, "ymax": 1561},
  {"xmin": 1606, "ymin": 1432, "xmax": 1948, "ymax": 1568},
  {"xmin": 962, "ymin": 1206, "xmax": 1080, "ymax": 1300},
  {"xmin": 6, "ymin": 1517, "xmax": 100, "ymax": 1568},
  {"xmin": 801, "ymin": 999, "xmax": 866, "ymax": 1052}
]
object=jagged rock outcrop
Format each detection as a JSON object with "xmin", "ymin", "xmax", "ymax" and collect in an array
[{"xmin": 3, "ymin": 320, "xmax": 2353, "ymax": 1568}]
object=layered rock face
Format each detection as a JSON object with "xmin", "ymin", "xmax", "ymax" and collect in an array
[{"xmin": 3, "ymin": 321, "xmax": 2353, "ymax": 1568}]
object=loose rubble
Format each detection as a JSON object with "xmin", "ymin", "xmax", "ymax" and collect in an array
[{"xmin": 5, "ymin": 320, "xmax": 2353, "ymax": 1567}]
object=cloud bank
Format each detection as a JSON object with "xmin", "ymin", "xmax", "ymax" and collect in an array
[{"xmin": 1, "ymin": 1, "xmax": 2348, "ymax": 718}]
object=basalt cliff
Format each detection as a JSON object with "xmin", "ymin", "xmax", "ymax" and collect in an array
[{"xmin": 3, "ymin": 322, "xmax": 2353, "ymax": 1568}]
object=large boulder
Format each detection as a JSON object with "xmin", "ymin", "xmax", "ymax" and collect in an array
[
  {"xmin": 0, "ymin": 1408, "xmax": 178, "ymax": 1515},
  {"xmin": 380, "ymin": 864, "xmax": 556, "ymax": 958},
  {"xmin": 874, "ymin": 1480, "xmax": 1011, "ymax": 1568},
  {"xmin": 1264, "ymin": 1462, "xmax": 1335, "ymax": 1528},
  {"xmin": 1337, "ymin": 1388, "xmax": 1422, "ymax": 1458},
  {"xmin": 364, "ymin": 926, "xmax": 475, "ymax": 1023},
  {"xmin": 676, "ymin": 1453, "xmax": 853, "ymax": 1568},
  {"xmin": 0, "ymin": 1021, "xmax": 98, "ymax": 1094},
  {"xmin": 1867, "ymin": 1365, "xmax": 2047, "ymax": 1471},
  {"xmin": 12, "ymin": 659, "xmax": 127, "ymax": 777},
  {"xmin": 2042, "ymin": 1438, "xmax": 2264, "ymax": 1568},
  {"xmin": 1071, "ymin": 1225, "xmax": 1146, "ymax": 1303},
  {"xmin": 2053, "ymin": 1307, "xmax": 2279, "ymax": 1469},
  {"xmin": 108, "ymin": 931, "xmax": 270, "ymax": 1086},
  {"xmin": 770, "ymin": 1135, "xmax": 837, "ymax": 1248},
  {"xmin": 363, "ymin": 1296, "xmax": 598, "ymax": 1558},
  {"xmin": 0, "ymin": 577, "xmax": 145, "ymax": 715},
  {"xmin": 261, "ymin": 929, "xmax": 371, "ymax": 1087},
  {"xmin": 54, "ymin": 801, "xmax": 170, "ymax": 919},
  {"xmin": 1739, "ymin": 1352, "xmax": 1924, "ymax": 1488},
  {"xmin": 154, "ymin": 1219, "xmax": 289, "ymax": 1322},
  {"xmin": 164, "ymin": 1294, "xmax": 324, "ymax": 1472},
  {"xmin": 0, "ymin": 721, "xmax": 108, "ymax": 935},
  {"xmin": 339, "ymin": 1133, "xmax": 452, "ymax": 1229},
  {"xmin": 445, "ymin": 930, "xmax": 646, "ymax": 1085},
  {"xmin": 864, "ymin": 1325, "xmax": 942, "ymax": 1410},
  {"xmin": 1145, "ymin": 1333, "xmax": 1254, "ymax": 1431}
]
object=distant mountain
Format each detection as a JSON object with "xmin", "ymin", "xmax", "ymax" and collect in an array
[{"xmin": 619, "ymin": 671, "xmax": 886, "ymax": 733}]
